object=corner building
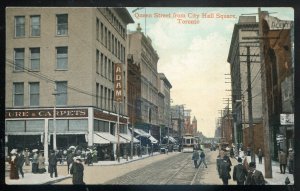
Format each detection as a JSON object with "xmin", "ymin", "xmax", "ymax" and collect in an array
[{"xmin": 5, "ymin": 7, "xmax": 134, "ymax": 160}]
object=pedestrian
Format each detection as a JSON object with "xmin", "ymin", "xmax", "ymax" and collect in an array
[
  {"xmin": 247, "ymin": 146, "xmax": 251, "ymax": 156},
  {"xmin": 245, "ymin": 162, "xmax": 266, "ymax": 185},
  {"xmin": 9, "ymin": 149, "xmax": 19, "ymax": 179},
  {"xmin": 48, "ymin": 150, "xmax": 58, "ymax": 178},
  {"xmin": 258, "ymin": 148, "xmax": 263, "ymax": 164},
  {"xmin": 24, "ymin": 148, "xmax": 30, "ymax": 166},
  {"xmin": 243, "ymin": 157, "xmax": 249, "ymax": 171},
  {"xmin": 219, "ymin": 155, "xmax": 231, "ymax": 185},
  {"xmin": 192, "ymin": 149, "xmax": 199, "ymax": 168},
  {"xmin": 216, "ymin": 154, "xmax": 222, "ymax": 177},
  {"xmin": 278, "ymin": 149, "xmax": 287, "ymax": 174},
  {"xmin": 233, "ymin": 157, "xmax": 248, "ymax": 185},
  {"xmin": 92, "ymin": 149, "xmax": 98, "ymax": 163},
  {"xmin": 198, "ymin": 150, "xmax": 208, "ymax": 168},
  {"xmin": 16, "ymin": 150, "xmax": 25, "ymax": 178},
  {"xmin": 287, "ymin": 148, "xmax": 294, "ymax": 174},
  {"xmin": 38, "ymin": 152, "xmax": 46, "ymax": 173},
  {"xmin": 67, "ymin": 150, "xmax": 75, "ymax": 174},
  {"xmin": 31, "ymin": 149, "xmax": 39, "ymax": 173},
  {"xmin": 86, "ymin": 151, "xmax": 93, "ymax": 166},
  {"xmin": 70, "ymin": 157, "xmax": 85, "ymax": 184},
  {"xmin": 230, "ymin": 147, "xmax": 234, "ymax": 158}
]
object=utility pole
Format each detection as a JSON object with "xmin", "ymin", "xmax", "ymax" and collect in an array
[
  {"xmin": 258, "ymin": 8, "xmax": 272, "ymax": 178},
  {"xmin": 246, "ymin": 46, "xmax": 255, "ymax": 163}
]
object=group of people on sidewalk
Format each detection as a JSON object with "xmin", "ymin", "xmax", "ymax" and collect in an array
[
  {"xmin": 216, "ymin": 148, "xmax": 265, "ymax": 185},
  {"xmin": 8, "ymin": 148, "xmax": 85, "ymax": 185}
]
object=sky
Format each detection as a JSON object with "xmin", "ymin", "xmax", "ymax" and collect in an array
[{"xmin": 126, "ymin": 7, "xmax": 294, "ymax": 137}]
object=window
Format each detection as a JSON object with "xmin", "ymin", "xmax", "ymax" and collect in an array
[
  {"xmin": 96, "ymin": 18, "xmax": 99, "ymax": 40},
  {"xmin": 13, "ymin": 82, "xmax": 24, "ymax": 106},
  {"xmin": 30, "ymin": 48, "xmax": 40, "ymax": 71},
  {"xmin": 29, "ymin": 82, "xmax": 40, "ymax": 106},
  {"xmin": 101, "ymin": 22, "xmax": 103, "ymax": 43},
  {"xmin": 100, "ymin": 53, "xmax": 104, "ymax": 76},
  {"xmin": 108, "ymin": 31, "xmax": 111, "ymax": 51},
  {"xmin": 14, "ymin": 48, "xmax": 24, "ymax": 71},
  {"xmin": 30, "ymin": 15, "xmax": 40, "ymax": 36},
  {"xmin": 104, "ymin": 27, "xmax": 107, "ymax": 47},
  {"xmin": 15, "ymin": 16, "xmax": 25, "ymax": 37},
  {"xmin": 56, "ymin": 14, "xmax": 68, "ymax": 36},
  {"xmin": 108, "ymin": 89, "xmax": 111, "ymax": 110},
  {"xmin": 56, "ymin": 47, "xmax": 68, "ymax": 70},
  {"xmin": 112, "ymin": 62, "xmax": 115, "ymax": 82},
  {"xmin": 104, "ymin": 56, "xmax": 107, "ymax": 78},
  {"xmin": 104, "ymin": 87, "xmax": 107, "ymax": 110},
  {"xmin": 96, "ymin": 83, "xmax": 99, "ymax": 107},
  {"xmin": 108, "ymin": 59, "xmax": 111, "ymax": 80},
  {"xmin": 112, "ymin": 35, "xmax": 115, "ymax": 55},
  {"xmin": 100, "ymin": 85, "xmax": 103, "ymax": 108},
  {"xmin": 96, "ymin": 49, "xmax": 99, "ymax": 74},
  {"xmin": 56, "ymin": 81, "xmax": 67, "ymax": 105}
]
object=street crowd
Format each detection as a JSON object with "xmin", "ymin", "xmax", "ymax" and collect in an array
[
  {"xmin": 7, "ymin": 147, "xmax": 88, "ymax": 184},
  {"xmin": 215, "ymin": 146, "xmax": 294, "ymax": 185}
]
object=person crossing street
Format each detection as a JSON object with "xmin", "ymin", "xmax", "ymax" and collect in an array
[{"xmin": 198, "ymin": 149, "xmax": 208, "ymax": 168}]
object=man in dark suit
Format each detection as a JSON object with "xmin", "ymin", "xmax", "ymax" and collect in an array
[
  {"xmin": 245, "ymin": 162, "xmax": 266, "ymax": 185},
  {"xmin": 16, "ymin": 150, "xmax": 25, "ymax": 178},
  {"xmin": 48, "ymin": 150, "xmax": 58, "ymax": 178},
  {"xmin": 233, "ymin": 157, "xmax": 248, "ymax": 185}
]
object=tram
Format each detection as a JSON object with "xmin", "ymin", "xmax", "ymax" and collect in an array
[{"xmin": 181, "ymin": 134, "xmax": 198, "ymax": 153}]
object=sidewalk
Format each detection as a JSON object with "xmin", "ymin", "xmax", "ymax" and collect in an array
[
  {"xmin": 5, "ymin": 151, "xmax": 176, "ymax": 185},
  {"xmin": 242, "ymin": 155, "xmax": 294, "ymax": 185}
]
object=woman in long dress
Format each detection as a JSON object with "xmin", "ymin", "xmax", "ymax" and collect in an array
[
  {"xmin": 9, "ymin": 149, "xmax": 19, "ymax": 179},
  {"xmin": 38, "ymin": 153, "xmax": 46, "ymax": 173}
]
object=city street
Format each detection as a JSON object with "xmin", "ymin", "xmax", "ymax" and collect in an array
[{"xmin": 51, "ymin": 149, "xmax": 236, "ymax": 185}]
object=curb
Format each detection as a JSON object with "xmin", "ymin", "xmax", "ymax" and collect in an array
[{"xmin": 43, "ymin": 175, "xmax": 72, "ymax": 185}]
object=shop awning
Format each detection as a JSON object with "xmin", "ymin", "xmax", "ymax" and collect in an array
[
  {"xmin": 149, "ymin": 136, "xmax": 158, "ymax": 144},
  {"xmin": 133, "ymin": 128, "xmax": 150, "ymax": 137},
  {"xmin": 96, "ymin": 132, "xmax": 126, "ymax": 144},
  {"xmin": 119, "ymin": 133, "xmax": 140, "ymax": 143},
  {"xmin": 93, "ymin": 134, "xmax": 110, "ymax": 144},
  {"xmin": 164, "ymin": 136, "xmax": 177, "ymax": 143}
]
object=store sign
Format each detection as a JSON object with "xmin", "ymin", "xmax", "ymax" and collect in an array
[
  {"xmin": 114, "ymin": 63, "xmax": 123, "ymax": 102},
  {"xmin": 5, "ymin": 109, "xmax": 88, "ymax": 118},
  {"xmin": 94, "ymin": 109, "xmax": 127, "ymax": 123},
  {"xmin": 280, "ymin": 114, "xmax": 294, "ymax": 125},
  {"xmin": 263, "ymin": 15, "xmax": 293, "ymax": 30}
]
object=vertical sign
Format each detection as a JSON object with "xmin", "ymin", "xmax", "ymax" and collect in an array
[{"xmin": 114, "ymin": 63, "xmax": 123, "ymax": 102}]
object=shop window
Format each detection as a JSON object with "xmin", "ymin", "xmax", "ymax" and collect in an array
[
  {"xmin": 26, "ymin": 120, "xmax": 44, "ymax": 132},
  {"xmin": 6, "ymin": 120, "xmax": 25, "ymax": 132}
]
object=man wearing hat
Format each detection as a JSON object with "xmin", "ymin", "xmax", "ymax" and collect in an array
[
  {"xmin": 245, "ymin": 162, "xmax": 265, "ymax": 185},
  {"xmin": 48, "ymin": 150, "xmax": 58, "ymax": 178},
  {"xmin": 287, "ymin": 148, "xmax": 294, "ymax": 174},
  {"xmin": 219, "ymin": 155, "xmax": 231, "ymax": 185},
  {"xmin": 233, "ymin": 157, "xmax": 248, "ymax": 185},
  {"xmin": 70, "ymin": 156, "xmax": 85, "ymax": 184},
  {"xmin": 16, "ymin": 150, "xmax": 25, "ymax": 178}
]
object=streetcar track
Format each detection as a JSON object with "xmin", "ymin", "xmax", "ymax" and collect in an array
[{"xmin": 164, "ymin": 157, "xmax": 191, "ymax": 184}]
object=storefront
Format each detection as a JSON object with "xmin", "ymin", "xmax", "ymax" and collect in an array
[{"xmin": 5, "ymin": 107, "xmax": 130, "ymax": 160}]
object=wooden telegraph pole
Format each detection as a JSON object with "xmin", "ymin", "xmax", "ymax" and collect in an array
[{"xmin": 258, "ymin": 8, "xmax": 272, "ymax": 178}]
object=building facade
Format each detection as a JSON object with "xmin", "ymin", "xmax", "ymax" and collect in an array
[
  {"xmin": 5, "ymin": 7, "xmax": 134, "ymax": 160},
  {"xmin": 260, "ymin": 13, "xmax": 294, "ymax": 158},
  {"xmin": 127, "ymin": 24, "xmax": 160, "ymax": 140},
  {"xmin": 227, "ymin": 16, "xmax": 263, "ymax": 152},
  {"xmin": 158, "ymin": 73, "xmax": 172, "ymax": 140}
]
